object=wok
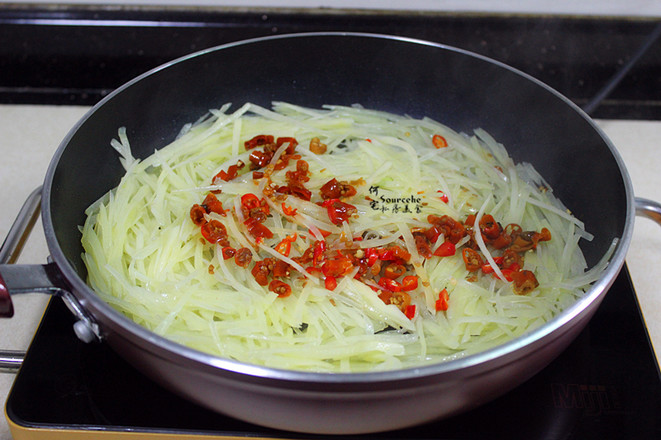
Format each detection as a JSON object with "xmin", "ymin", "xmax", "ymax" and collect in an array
[{"xmin": 0, "ymin": 32, "xmax": 658, "ymax": 434}]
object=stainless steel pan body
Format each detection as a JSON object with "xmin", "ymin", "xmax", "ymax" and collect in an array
[{"xmin": 0, "ymin": 33, "xmax": 637, "ymax": 434}]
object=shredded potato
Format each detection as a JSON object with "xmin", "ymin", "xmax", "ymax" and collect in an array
[{"xmin": 81, "ymin": 102, "xmax": 612, "ymax": 372}]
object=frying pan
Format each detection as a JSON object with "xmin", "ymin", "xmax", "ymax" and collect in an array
[{"xmin": 1, "ymin": 33, "xmax": 659, "ymax": 434}]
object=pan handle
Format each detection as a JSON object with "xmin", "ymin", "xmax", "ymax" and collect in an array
[
  {"xmin": 0, "ymin": 188, "xmax": 103, "ymax": 372},
  {"xmin": 0, "ymin": 187, "xmax": 42, "ymax": 265},
  {"xmin": 635, "ymin": 197, "xmax": 661, "ymax": 225},
  {"xmin": 0, "ymin": 187, "xmax": 69, "ymax": 318},
  {"xmin": 0, "ymin": 186, "xmax": 43, "ymax": 317},
  {"xmin": 0, "ymin": 187, "xmax": 68, "ymax": 372}
]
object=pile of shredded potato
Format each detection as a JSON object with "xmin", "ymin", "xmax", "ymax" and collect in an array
[{"xmin": 81, "ymin": 102, "xmax": 612, "ymax": 372}]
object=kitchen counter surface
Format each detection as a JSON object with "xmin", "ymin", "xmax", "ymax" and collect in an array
[{"xmin": 0, "ymin": 104, "xmax": 659, "ymax": 439}]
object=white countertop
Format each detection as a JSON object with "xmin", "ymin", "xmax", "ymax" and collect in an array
[{"xmin": 0, "ymin": 105, "xmax": 659, "ymax": 439}]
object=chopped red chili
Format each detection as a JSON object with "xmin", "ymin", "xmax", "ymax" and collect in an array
[
  {"xmin": 310, "ymin": 240, "xmax": 326, "ymax": 267},
  {"xmin": 274, "ymin": 241, "xmax": 291, "ymax": 257},
  {"xmin": 477, "ymin": 255, "xmax": 506, "ymax": 275},
  {"xmin": 244, "ymin": 134, "xmax": 274, "ymax": 150},
  {"xmin": 248, "ymin": 150, "xmax": 273, "ymax": 168},
  {"xmin": 285, "ymin": 160, "xmax": 310, "ymax": 185},
  {"xmin": 274, "ymin": 234, "xmax": 297, "ymax": 257},
  {"xmin": 510, "ymin": 228, "xmax": 552, "ymax": 252},
  {"xmin": 241, "ymin": 193, "xmax": 261, "ymax": 211},
  {"xmin": 202, "ymin": 193, "xmax": 226, "ymax": 216},
  {"xmin": 501, "ymin": 249, "xmax": 523, "ymax": 270},
  {"xmin": 428, "ymin": 214, "xmax": 466, "ymax": 244},
  {"xmin": 378, "ymin": 290, "xmax": 411, "ymax": 312},
  {"xmin": 244, "ymin": 217, "xmax": 273, "ymax": 240},
  {"xmin": 273, "ymin": 259, "xmax": 291, "ymax": 278},
  {"xmin": 432, "ymin": 134, "xmax": 448, "ymax": 148},
  {"xmin": 281, "ymin": 202, "xmax": 297, "ymax": 216},
  {"xmin": 304, "ymin": 266, "xmax": 322, "ymax": 278},
  {"xmin": 241, "ymin": 194, "xmax": 270, "ymax": 223},
  {"xmin": 499, "ymin": 268, "xmax": 516, "ymax": 282},
  {"xmin": 433, "ymin": 240, "xmax": 456, "ymax": 257},
  {"xmin": 269, "ymin": 279, "xmax": 292, "ymax": 297},
  {"xmin": 491, "ymin": 233, "xmax": 512, "ymax": 249},
  {"xmin": 462, "ymin": 248, "xmax": 483, "ymax": 272},
  {"xmin": 538, "ymin": 227, "xmax": 552, "ymax": 242},
  {"xmin": 378, "ymin": 245, "xmax": 411, "ymax": 263},
  {"xmin": 401, "ymin": 275, "xmax": 419, "ymax": 291},
  {"xmin": 492, "ymin": 223, "xmax": 522, "ymax": 249},
  {"xmin": 435, "ymin": 288, "xmax": 449, "ymax": 311},
  {"xmin": 383, "ymin": 263, "xmax": 406, "ymax": 279},
  {"xmin": 275, "ymin": 136, "xmax": 299, "ymax": 154},
  {"xmin": 221, "ymin": 246, "xmax": 236, "ymax": 260},
  {"xmin": 190, "ymin": 204, "xmax": 207, "ymax": 226},
  {"xmin": 309, "ymin": 137, "xmax": 327, "ymax": 154},
  {"xmin": 277, "ymin": 182, "xmax": 312, "ymax": 201},
  {"xmin": 251, "ymin": 258, "xmax": 273, "ymax": 286},
  {"xmin": 369, "ymin": 260, "xmax": 382, "ymax": 277},
  {"xmin": 364, "ymin": 248, "xmax": 379, "ymax": 267},
  {"xmin": 424, "ymin": 225, "xmax": 442, "ymax": 244},
  {"xmin": 511, "ymin": 270, "xmax": 539, "ymax": 295},
  {"xmin": 214, "ymin": 162, "xmax": 242, "ymax": 182},
  {"xmin": 325, "ymin": 275, "xmax": 338, "ymax": 291},
  {"xmin": 200, "ymin": 219, "xmax": 229, "ymax": 246},
  {"xmin": 504, "ymin": 223, "xmax": 522, "ymax": 237},
  {"xmin": 321, "ymin": 199, "xmax": 356, "ymax": 225},
  {"xmin": 319, "ymin": 178, "xmax": 357, "ymax": 200},
  {"xmin": 234, "ymin": 247, "xmax": 252, "ymax": 268},
  {"xmin": 479, "ymin": 214, "xmax": 501, "ymax": 240},
  {"xmin": 188, "ymin": 133, "xmax": 555, "ymax": 306},
  {"xmin": 378, "ymin": 277, "xmax": 402, "ymax": 292},
  {"xmin": 321, "ymin": 255, "xmax": 354, "ymax": 278},
  {"xmin": 405, "ymin": 305, "xmax": 416, "ymax": 319},
  {"xmin": 413, "ymin": 233, "xmax": 433, "ymax": 259}
]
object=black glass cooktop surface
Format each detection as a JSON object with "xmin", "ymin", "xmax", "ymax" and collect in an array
[
  {"xmin": 5, "ymin": 265, "xmax": 661, "ymax": 439},
  {"xmin": 2, "ymin": 6, "xmax": 661, "ymax": 120}
]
